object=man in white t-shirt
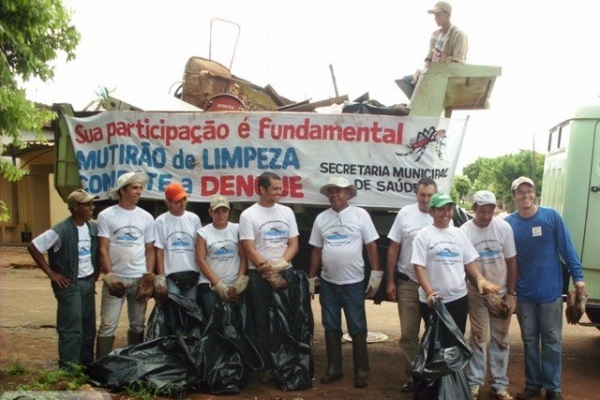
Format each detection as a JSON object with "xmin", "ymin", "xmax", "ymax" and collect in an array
[
  {"xmin": 154, "ymin": 182, "xmax": 202, "ymax": 302},
  {"xmin": 96, "ymin": 171, "xmax": 155, "ymax": 359},
  {"xmin": 27, "ymin": 189, "xmax": 99, "ymax": 371},
  {"xmin": 385, "ymin": 177, "xmax": 436, "ymax": 393},
  {"xmin": 239, "ymin": 172, "xmax": 301, "ymax": 385},
  {"xmin": 461, "ymin": 190, "xmax": 517, "ymax": 400},
  {"xmin": 308, "ymin": 176, "xmax": 382, "ymax": 389}
]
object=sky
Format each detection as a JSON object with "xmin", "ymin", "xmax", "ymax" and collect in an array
[{"xmin": 23, "ymin": 0, "xmax": 600, "ymax": 173}]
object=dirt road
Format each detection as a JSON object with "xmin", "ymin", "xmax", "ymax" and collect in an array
[{"xmin": 1, "ymin": 245, "xmax": 599, "ymax": 399}]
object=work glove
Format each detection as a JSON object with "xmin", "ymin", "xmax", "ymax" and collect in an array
[
  {"xmin": 365, "ymin": 270, "xmax": 384, "ymax": 299},
  {"xmin": 153, "ymin": 274, "xmax": 168, "ymax": 303},
  {"xmin": 566, "ymin": 289, "xmax": 588, "ymax": 325},
  {"xmin": 308, "ymin": 276, "xmax": 319, "ymax": 299},
  {"xmin": 484, "ymin": 293, "xmax": 512, "ymax": 319},
  {"xmin": 477, "ymin": 277, "xmax": 500, "ymax": 295},
  {"xmin": 232, "ymin": 275, "xmax": 249, "ymax": 295},
  {"xmin": 102, "ymin": 272, "xmax": 127, "ymax": 298},
  {"xmin": 211, "ymin": 280, "xmax": 230, "ymax": 300},
  {"xmin": 426, "ymin": 291, "xmax": 439, "ymax": 309},
  {"xmin": 136, "ymin": 272, "xmax": 155, "ymax": 301},
  {"xmin": 258, "ymin": 260, "xmax": 288, "ymax": 291},
  {"xmin": 269, "ymin": 258, "xmax": 289, "ymax": 272},
  {"xmin": 504, "ymin": 293, "xmax": 517, "ymax": 314}
]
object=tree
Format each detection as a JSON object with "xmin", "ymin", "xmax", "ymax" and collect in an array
[
  {"xmin": 461, "ymin": 150, "xmax": 545, "ymax": 210},
  {"xmin": 453, "ymin": 175, "xmax": 471, "ymax": 202},
  {"xmin": 0, "ymin": 0, "xmax": 80, "ymax": 221}
]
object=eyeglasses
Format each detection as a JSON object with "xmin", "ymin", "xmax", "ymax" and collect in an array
[{"xmin": 515, "ymin": 188, "xmax": 535, "ymax": 196}]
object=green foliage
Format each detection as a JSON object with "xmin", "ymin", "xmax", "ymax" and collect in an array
[
  {"xmin": 2, "ymin": 361, "xmax": 27, "ymax": 375},
  {"xmin": 453, "ymin": 175, "xmax": 471, "ymax": 200},
  {"xmin": 461, "ymin": 150, "xmax": 545, "ymax": 210},
  {"xmin": 0, "ymin": 0, "xmax": 80, "ymax": 220},
  {"xmin": 13, "ymin": 365, "xmax": 89, "ymax": 391}
]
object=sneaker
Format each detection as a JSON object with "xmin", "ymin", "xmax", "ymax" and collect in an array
[
  {"xmin": 471, "ymin": 385, "xmax": 481, "ymax": 398},
  {"xmin": 516, "ymin": 387, "xmax": 541, "ymax": 400},
  {"xmin": 490, "ymin": 389, "xmax": 514, "ymax": 400}
]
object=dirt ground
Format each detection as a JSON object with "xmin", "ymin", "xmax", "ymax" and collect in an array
[{"xmin": 1, "ymin": 245, "xmax": 600, "ymax": 400}]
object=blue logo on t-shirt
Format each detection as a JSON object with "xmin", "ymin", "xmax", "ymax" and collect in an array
[
  {"xmin": 326, "ymin": 231, "xmax": 348, "ymax": 240},
  {"xmin": 436, "ymin": 248, "xmax": 460, "ymax": 257}
]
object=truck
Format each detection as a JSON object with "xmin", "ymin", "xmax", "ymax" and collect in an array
[
  {"xmin": 51, "ymin": 61, "xmax": 502, "ymax": 288},
  {"xmin": 540, "ymin": 98, "xmax": 600, "ymax": 327}
]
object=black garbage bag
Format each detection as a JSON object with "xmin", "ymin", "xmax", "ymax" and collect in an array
[
  {"xmin": 200, "ymin": 295, "xmax": 264, "ymax": 394},
  {"xmin": 86, "ymin": 335, "xmax": 199, "ymax": 397},
  {"xmin": 88, "ymin": 293, "xmax": 263, "ymax": 396},
  {"xmin": 269, "ymin": 268, "xmax": 314, "ymax": 391},
  {"xmin": 412, "ymin": 298, "xmax": 472, "ymax": 400},
  {"xmin": 342, "ymin": 98, "xmax": 410, "ymax": 116}
]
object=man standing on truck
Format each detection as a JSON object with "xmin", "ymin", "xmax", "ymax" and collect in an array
[
  {"xmin": 505, "ymin": 176, "xmax": 585, "ymax": 400},
  {"xmin": 96, "ymin": 171, "xmax": 156, "ymax": 359},
  {"xmin": 308, "ymin": 176, "xmax": 383, "ymax": 389},
  {"xmin": 396, "ymin": 1, "xmax": 468, "ymax": 100},
  {"xmin": 385, "ymin": 177, "xmax": 437, "ymax": 393},
  {"xmin": 461, "ymin": 190, "xmax": 517, "ymax": 400},
  {"xmin": 239, "ymin": 171, "xmax": 304, "ymax": 387},
  {"xmin": 27, "ymin": 189, "xmax": 99, "ymax": 371}
]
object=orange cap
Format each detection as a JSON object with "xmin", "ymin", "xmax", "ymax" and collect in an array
[{"xmin": 165, "ymin": 182, "xmax": 187, "ymax": 201}]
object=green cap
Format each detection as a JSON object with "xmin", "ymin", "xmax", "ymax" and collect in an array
[{"xmin": 429, "ymin": 192, "xmax": 454, "ymax": 208}]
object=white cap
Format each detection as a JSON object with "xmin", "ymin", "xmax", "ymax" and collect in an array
[
  {"xmin": 511, "ymin": 176, "xmax": 535, "ymax": 192},
  {"xmin": 473, "ymin": 190, "xmax": 497, "ymax": 206}
]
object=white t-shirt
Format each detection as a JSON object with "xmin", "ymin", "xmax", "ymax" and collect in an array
[
  {"xmin": 387, "ymin": 203, "xmax": 433, "ymax": 282},
  {"xmin": 239, "ymin": 203, "xmax": 299, "ymax": 269},
  {"xmin": 309, "ymin": 205, "xmax": 379, "ymax": 285},
  {"xmin": 32, "ymin": 224, "xmax": 94, "ymax": 278},
  {"xmin": 154, "ymin": 211, "xmax": 202, "ymax": 276},
  {"xmin": 97, "ymin": 205, "xmax": 155, "ymax": 278},
  {"xmin": 460, "ymin": 217, "xmax": 517, "ymax": 295},
  {"xmin": 198, "ymin": 222, "xmax": 241, "ymax": 285},
  {"xmin": 411, "ymin": 225, "xmax": 479, "ymax": 303}
]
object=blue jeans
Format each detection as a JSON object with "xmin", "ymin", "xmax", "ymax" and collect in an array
[
  {"xmin": 198, "ymin": 283, "xmax": 218, "ymax": 319},
  {"xmin": 319, "ymin": 279, "xmax": 367, "ymax": 335},
  {"xmin": 98, "ymin": 276, "xmax": 147, "ymax": 337},
  {"xmin": 166, "ymin": 277, "xmax": 197, "ymax": 302},
  {"xmin": 516, "ymin": 296, "xmax": 563, "ymax": 393},
  {"xmin": 54, "ymin": 274, "xmax": 96, "ymax": 370},
  {"xmin": 466, "ymin": 285, "xmax": 511, "ymax": 392}
]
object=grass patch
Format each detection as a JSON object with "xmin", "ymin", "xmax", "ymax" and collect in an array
[{"xmin": 11, "ymin": 364, "xmax": 89, "ymax": 391}]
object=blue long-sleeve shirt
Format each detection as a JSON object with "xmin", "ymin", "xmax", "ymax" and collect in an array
[{"xmin": 505, "ymin": 207, "xmax": 583, "ymax": 304}]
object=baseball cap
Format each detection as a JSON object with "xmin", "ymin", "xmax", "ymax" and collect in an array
[
  {"xmin": 109, "ymin": 172, "xmax": 149, "ymax": 200},
  {"xmin": 319, "ymin": 176, "xmax": 358, "ymax": 199},
  {"xmin": 429, "ymin": 192, "xmax": 455, "ymax": 208},
  {"xmin": 67, "ymin": 189, "xmax": 98, "ymax": 207},
  {"xmin": 210, "ymin": 195, "xmax": 230, "ymax": 210},
  {"xmin": 164, "ymin": 182, "xmax": 187, "ymax": 202},
  {"xmin": 428, "ymin": 1, "xmax": 452, "ymax": 14},
  {"xmin": 473, "ymin": 190, "xmax": 497, "ymax": 206},
  {"xmin": 511, "ymin": 176, "xmax": 535, "ymax": 192}
]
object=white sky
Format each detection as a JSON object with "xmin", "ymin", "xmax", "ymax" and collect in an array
[{"xmin": 23, "ymin": 0, "xmax": 600, "ymax": 173}]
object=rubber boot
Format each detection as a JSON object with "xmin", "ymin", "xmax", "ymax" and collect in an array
[
  {"xmin": 321, "ymin": 330, "xmax": 344, "ymax": 384},
  {"xmin": 96, "ymin": 335, "xmax": 114, "ymax": 360},
  {"xmin": 127, "ymin": 330, "xmax": 144, "ymax": 346},
  {"xmin": 351, "ymin": 332, "xmax": 369, "ymax": 389}
]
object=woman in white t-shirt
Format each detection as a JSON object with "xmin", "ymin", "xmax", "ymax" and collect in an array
[
  {"xmin": 196, "ymin": 195, "xmax": 248, "ymax": 318},
  {"xmin": 412, "ymin": 193, "xmax": 499, "ymax": 333}
]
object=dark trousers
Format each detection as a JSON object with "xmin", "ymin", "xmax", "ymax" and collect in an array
[
  {"xmin": 247, "ymin": 269, "xmax": 276, "ymax": 369},
  {"xmin": 419, "ymin": 294, "xmax": 469, "ymax": 334},
  {"xmin": 54, "ymin": 274, "xmax": 96, "ymax": 369}
]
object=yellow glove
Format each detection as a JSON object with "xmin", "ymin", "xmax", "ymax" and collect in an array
[
  {"xmin": 102, "ymin": 272, "xmax": 127, "ymax": 298},
  {"xmin": 136, "ymin": 272, "xmax": 155, "ymax": 301},
  {"xmin": 365, "ymin": 270, "xmax": 384, "ymax": 298},
  {"xmin": 504, "ymin": 293, "xmax": 517, "ymax": 314},
  {"xmin": 308, "ymin": 276, "xmax": 319, "ymax": 299},
  {"xmin": 232, "ymin": 275, "xmax": 249, "ymax": 295},
  {"xmin": 211, "ymin": 280, "xmax": 230, "ymax": 300},
  {"xmin": 426, "ymin": 291, "xmax": 439, "ymax": 308},
  {"xmin": 153, "ymin": 274, "xmax": 168, "ymax": 303}
]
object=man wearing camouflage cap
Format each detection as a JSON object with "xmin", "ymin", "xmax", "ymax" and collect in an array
[{"xmin": 28, "ymin": 189, "xmax": 99, "ymax": 371}]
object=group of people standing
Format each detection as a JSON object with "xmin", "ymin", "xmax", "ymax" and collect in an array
[
  {"xmin": 385, "ymin": 177, "xmax": 585, "ymax": 400},
  {"xmin": 28, "ymin": 171, "xmax": 586, "ymax": 400}
]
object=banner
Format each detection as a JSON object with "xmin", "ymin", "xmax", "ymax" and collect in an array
[{"xmin": 66, "ymin": 111, "xmax": 467, "ymax": 208}]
